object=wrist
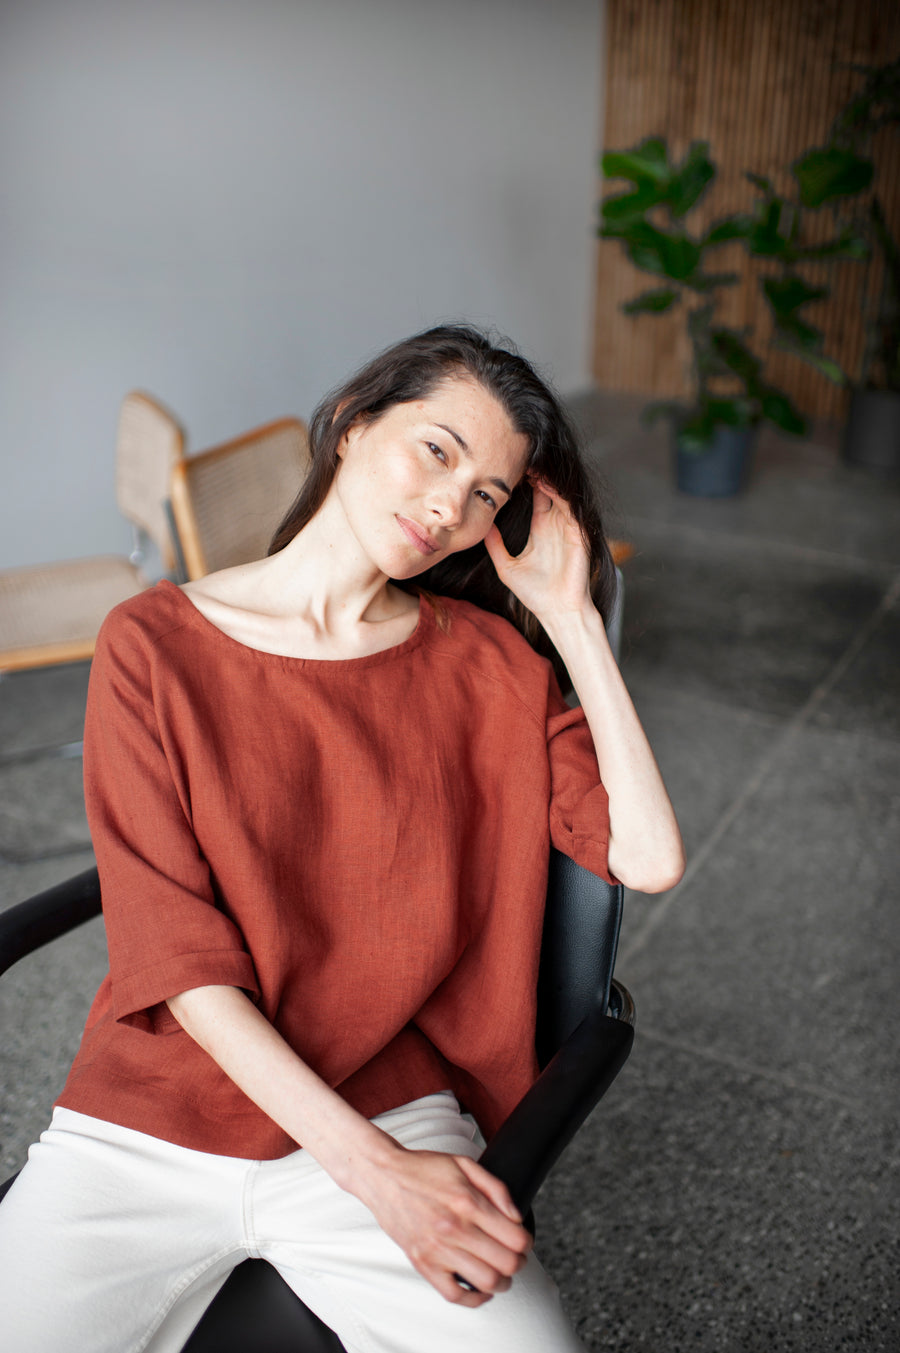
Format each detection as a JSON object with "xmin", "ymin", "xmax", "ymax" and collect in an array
[
  {"xmin": 330, "ymin": 1122, "xmax": 405, "ymax": 1201},
  {"xmin": 539, "ymin": 598, "xmax": 608, "ymax": 655}
]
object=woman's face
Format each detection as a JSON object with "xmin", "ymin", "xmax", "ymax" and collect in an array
[{"xmin": 333, "ymin": 376, "xmax": 530, "ymax": 579}]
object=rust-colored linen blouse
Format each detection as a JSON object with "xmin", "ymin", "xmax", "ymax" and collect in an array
[{"xmin": 57, "ymin": 580, "xmax": 613, "ymax": 1158}]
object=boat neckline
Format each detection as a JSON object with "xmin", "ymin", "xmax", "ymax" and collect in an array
[{"xmin": 156, "ymin": 578, "xmax": 433, "ymax": 668}]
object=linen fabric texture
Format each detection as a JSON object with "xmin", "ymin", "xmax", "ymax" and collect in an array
[{"xmin": 57, "ymin": 581, "xmax": 614, "ymax": 1158}]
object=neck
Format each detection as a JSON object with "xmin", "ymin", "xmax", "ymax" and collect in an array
[{"xmin": 253, "ymin": 488, "xmax": 406, "ymax": 632}]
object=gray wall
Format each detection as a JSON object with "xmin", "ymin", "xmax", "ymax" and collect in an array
[{"xmin": 0, "ymin": 0, "xmax": 604, "ymax": 570}]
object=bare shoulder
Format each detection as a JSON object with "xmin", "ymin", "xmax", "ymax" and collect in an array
[
  {"xmin": 181, "ymin": 560, "xmax": 264, "ymax": 607},
  {"xmin": 177, "ymin": 560, "xmax": 283, "ymax": 648}
]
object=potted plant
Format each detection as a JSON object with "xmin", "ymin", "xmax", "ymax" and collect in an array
[
  {"xmin": 598, "ymin": 138, "xmax": 860, "ymax": 495},
  {"xmin": 791, "ymin": 58, "xmax": 900, "ymax": 474}
]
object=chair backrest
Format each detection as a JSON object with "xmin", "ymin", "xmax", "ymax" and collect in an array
[
  {"xmin": 169, "ymin": 418, "xmax": 310, "ymax": 580},
  {"xmin": 535, "ymin": 849, "xmax": 624, "ymax": 1067},
  {"xmin": 115, "ymin": 392, "xmax": 186, "ymax": 569}
]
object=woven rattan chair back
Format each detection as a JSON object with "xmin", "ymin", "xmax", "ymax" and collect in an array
[
  {"xmin": 116, "ymin": 392, "xmax": 187, "ymax": 570},
  {"xmin": 170, "ymin": 418, "xmax": 310, "ymax": 580}
]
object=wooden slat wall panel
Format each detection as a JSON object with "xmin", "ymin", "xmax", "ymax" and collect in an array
[{"xmin": 594, "ymin": 0, "xmax": 900, "ymax": 421}]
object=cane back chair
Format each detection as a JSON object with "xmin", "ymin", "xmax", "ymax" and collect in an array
[
  {"xmin": 168, "ymin": 418, "xmax": 310, "ymax": 580},
  {"xmin": 0, "ymin": 393, "xmax": 185, "ymax": 673}
]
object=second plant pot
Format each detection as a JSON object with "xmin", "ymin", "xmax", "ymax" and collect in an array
[
  {"xmin": 842, "ymin": 390, "xmax": 900, "ymax": 475},
  {"xmin": 673, "ymin": 425, "xmax": 756, "ymax": 498}
]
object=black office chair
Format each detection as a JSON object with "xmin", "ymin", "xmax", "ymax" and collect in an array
[{"xmin": 0, "ymin": 850, "xmax": 634, "ymax": 1352}]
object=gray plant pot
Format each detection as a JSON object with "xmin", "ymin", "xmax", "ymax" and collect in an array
[
  {"xmin": 673, "ymin": 425, "xmax": 755, "ymax": 497},
  {"xmin": 842, "ymin": 389, "xmax": 900, "ymax": 475}
]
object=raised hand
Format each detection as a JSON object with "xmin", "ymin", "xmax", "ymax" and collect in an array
[{"xmin": 484, "ymin": 478, "xmax": 593, "ymax": 624}]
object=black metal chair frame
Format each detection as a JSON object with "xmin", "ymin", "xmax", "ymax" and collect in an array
[{"xmin": 0, "ymin": 851, "xmax": 634, "ymax": 1352}]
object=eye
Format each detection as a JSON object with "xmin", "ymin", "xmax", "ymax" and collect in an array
[
  {"xmin": 427, "ymin": 442, "xmax": 448, "ymax": 464},
  {"xmin": 475, "ymin": 488, "xmax": 497, "ymax": 510}
]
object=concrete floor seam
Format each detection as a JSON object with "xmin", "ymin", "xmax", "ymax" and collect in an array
[
  {"xmin": 635, "ymin": 1027, "xmax": 862, "ymax": 1112},
  {"xmin": 623, "ymin": 515, "xmax": 900, "ymax": 578},
  {"xmin": 620, "ymin": 573, "xmax": 900, "ymax": 967}
]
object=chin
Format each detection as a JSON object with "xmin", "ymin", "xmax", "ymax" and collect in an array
[{"xmin": 388, "ymin": 557, "xmax": 441, "ymax": 582}]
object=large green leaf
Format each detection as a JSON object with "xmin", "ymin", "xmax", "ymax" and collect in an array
[
  {"xmin": 674, "ymin": 395, "xmax": 757, "ymax": 452},
  {"xmin": 792, "ymin": 147, "xmax": 874, "ymax": 207},
  {"xmin": 796, "ymin": 231, "xmax": 869, "ymax": 262},
  {"xmin": 691, "ymin": 271, "xmax": 739, "ymax": 292},
  {"xmin": 623, "ymin": 287, "xmax": 680, "ymax": 315},
  {"xmin": 745, "ymin": 171, "xmax": 776, "ymax": 196},
  {"xmin": 602, "ymin": 138, "xmax": 670, "ymax": 186},
  {"xmin": 773, "ymin": 313, "xmax": 822, "ymax": 351},
  {"xmin": 763, "ymin": 276, "xmax": 828, "ymax": 315},
  {"xmin": 601, "ymin": 183, "xmax": 665, "ymax": 223},
  {"xmin": 704, "ymin": 215, "xmax": 756, "ymax": 246},
  {"xmin": 666, "ymin": 142, "xmax": 715, "ymax": 217},
  {"xmin": 746, "ymin": 199, "xmax": 792, "ymax": 258},
  {"xmin": 786, "ymin": 351, "xmax": 847, "ymax": 384},
  {"xmin": 694, "ymin": 346, "xmax": 732, "ymax": 381},
  {"xmin": 705, "ymin": 397, "xmax": 755, "ymax": 427},
  {"xmin": 627, "ymin": 247, "xmax": 667, "ymax": 276},
  {"xmin": 601, "ymin": 138, "xmax": 717, "ymax": 220},
  {"xmin": 760, "ymin": 389, "xmax": 807, "ymax": 435},
  {"xmin": 600, "ymin": 214, "xmax": 658, "ymax": 246},
  {"xmin": 623, "ymin": 223, "xmax": 701, "ymax": 281},
  {"xmin": 657, "ymin": 233, "xmax": 702, "ymax": 280},
  {"xmin": 762, "ymin": 278, "xmax": 848, "ymax": 382},
  {"xmin": 711, "ymin": 330, "xmax": 762, "ymax": 385}
]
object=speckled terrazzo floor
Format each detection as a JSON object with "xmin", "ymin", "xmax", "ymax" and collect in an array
[{"xmin": 2, "ymin": 392, "xmax": 899, "ymax": 1350}]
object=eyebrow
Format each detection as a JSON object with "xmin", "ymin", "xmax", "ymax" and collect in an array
[{"xmin": 433, "ymin": 423, "xmax": 513, "ymax": 499}]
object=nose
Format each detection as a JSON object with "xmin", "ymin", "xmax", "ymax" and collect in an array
[{"xmin": 427, "ymin": 481, "xmax": 467, "ymax": 528}]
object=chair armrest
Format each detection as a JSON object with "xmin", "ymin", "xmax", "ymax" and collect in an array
[
  {"xmin": 0, "ymin": 867, "xmax": 101, "ymax": 977},
  {"xmin": 478, "ymin": 981, "xmax": 635, "ymax": 1217}
]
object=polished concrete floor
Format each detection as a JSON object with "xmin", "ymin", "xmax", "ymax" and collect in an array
[{"xmin": 1, "ymin": 393, "xmax": 899, "ymax": 1351}]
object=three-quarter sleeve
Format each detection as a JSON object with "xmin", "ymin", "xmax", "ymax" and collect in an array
[
  {"xmin": 83, "ymin": 609, "xmax": 259, "ymax": 1033},
  {"xmin": 545, "ymin": 682, "xmax": 617, "ymax": 884}
]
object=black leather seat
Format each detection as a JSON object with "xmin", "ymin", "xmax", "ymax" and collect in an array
[{"xmin": 0, "ymin": 850, "xmax": 634, "ymax": 1351}]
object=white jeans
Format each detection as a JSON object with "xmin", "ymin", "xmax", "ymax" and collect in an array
[{"xmin": 0, "ymin": 1095, "xmax": 586, "ymax": 1353}]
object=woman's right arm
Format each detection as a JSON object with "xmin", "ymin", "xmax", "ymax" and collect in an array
[{"xmin": 166, "ymin": 983, "xmax": 531, "ymax": 1306}]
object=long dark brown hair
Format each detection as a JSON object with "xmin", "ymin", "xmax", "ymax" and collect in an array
[{"xmin": 269, "ymin": 324, "xmax": 615, "ymax": 687}]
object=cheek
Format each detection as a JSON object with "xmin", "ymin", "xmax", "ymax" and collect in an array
[
  {"xmin": 371, "ymin": 449, "xmax": 424, "ymax": 493},
  {"xmin": 450, "ymin": 512, "xmax": 494, "ymax": 554}
]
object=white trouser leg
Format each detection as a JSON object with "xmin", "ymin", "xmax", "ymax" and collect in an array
[
  {"xmin": 0, "ymin": 1108, "xmax": 247, "ymax": 1353},
  {"xmin": 253, "ymin": 1093, "xmax": 586, "ymax": 1353},
  {"xmin": 0, "ymin": 1096, "xmax": 586, "ymax": 1353}
]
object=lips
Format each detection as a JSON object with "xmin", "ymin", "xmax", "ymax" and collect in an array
[{"xmin": 396, "ymin": 516, "xmax": 440, "ymax": 555}]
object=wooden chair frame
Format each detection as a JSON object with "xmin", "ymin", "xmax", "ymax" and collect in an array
[{"xmin": 169, "ymin": 418, "xmax": 310, "ymax": 580}]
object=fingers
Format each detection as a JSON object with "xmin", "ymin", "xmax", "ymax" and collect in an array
[
  {"xmin": 423, "ymin": 1157, "xmax": 530, "ymax": 1298},
  {"xmin": 527, "ymin": 475, "xmax": 579, "ymax": 528},
  {"xmin": 371, "ymin": 1149, "xmax": 531, "ymax": 1306},
  {"xmin": 482, "ymin": 522, "xmax": 510, "ymax": 570},
  {"xmin": 411, "ymin": 1215, "xmax": 529, "ymax": 1306},
  {"xmin": 454, "ymin": 1154, "xmax": 522, "ymax": 1223}
]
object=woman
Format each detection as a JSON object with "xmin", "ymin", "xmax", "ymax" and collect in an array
[{"xmin": 0, "ymin": 325, "xmax": 684, "ymax": 1351}]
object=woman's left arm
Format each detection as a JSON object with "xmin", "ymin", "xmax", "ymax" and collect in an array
[{"xmin": 485, "ymin": 481, "xmax": 685, "ymax": 894}]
